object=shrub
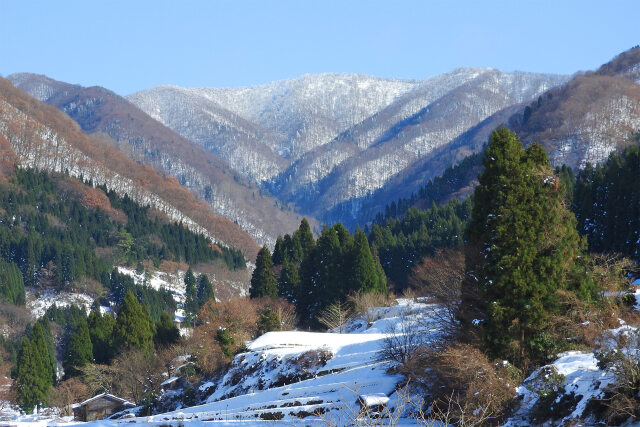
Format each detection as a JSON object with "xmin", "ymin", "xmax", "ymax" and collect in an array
[
  {"xmin": 403, "ymin": 344, "xmax": 521, "ymax": 426},
  {"xmin": 594, "ymin": 329, "xmax": 640, "ymax": 423}
]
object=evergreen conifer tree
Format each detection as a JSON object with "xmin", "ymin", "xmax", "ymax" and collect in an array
[
  {"xmin": 196, "ymin": 274, "xmax": 215, "ymax": 307},
  {"xmin": 31, "ymin": 322, "xmax": 55, "ymax": 387},
  {"xmin": 465, "ymin": 127, "xmax": 594, "ymax": 364},
  {"xmin": 349, "ymin": 228, "xmax": 381, "ymax": 294},
  {"xmin": 87, "ymin": 309, "xmax": 116, "ymax": 364},
  {"xmin": 15, "ymin": 338, "xmax": 48, "ymax": 413},
  {"xmin": 371, "ymin": 244, "xmax": 388, "ymax": 294},
  {"xmin": 293, "ymin": 218, "xmax": 315, "ymax": 260},
  {"xmin": 277, "ymin": 258, "xmax": 300, "ymax": 302},
  {"xmin": 183, "ymin": 268, "xmax": 198, "ymax": 323},
  {"xmin": 154, "ymin": 311, "xmax": 180, "ymax": 347},
  {"xmin": 63, "ymin": 317, "xmax": 93, "ymax": 377},
  {"xmin": 272, "ymin": 236, "xmax": 286, "ymax": 265},
  {"xmin": 249, "ymin": 246, "xmax": 277, "ymax": 299},
  {"xmin": 114, "ymin": 291, "xmax": 155, "ymax": 352}
]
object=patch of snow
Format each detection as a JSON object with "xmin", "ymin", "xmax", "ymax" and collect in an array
[{"xmin": 26, "ymin": 289, "xmax": 93, "ymax": 319}]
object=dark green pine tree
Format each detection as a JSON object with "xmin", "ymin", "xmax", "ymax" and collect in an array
[
  {"xmin": 63, "ymin": 317, "xmax": 93, "ymax": 377},
  {"xmin": 31, "ymin": 322, "xmax": 55, "ymax": 387},
  {"xmin": 282, "ymin": 234, "xmax": 298, "ymax": 263},
  {"xmin": 277, "ymin": 257, "xmax": 300, "ymax": 302},
  {"xmin": 183, "ymin": 268, "xmax": 198, "ymax": 324},
  {"xmin": 293, "ymin": 218, "xmax": 315, "ymax": 260},
  {"xmin": 0, "ymin": 260, "xmax": 25, "ymax": 305},
  {"xmin": 114, "ymin": 291, "xmax": 155, "ymax": 353},
  {"xmin": 196, "ymin": 274, "xmax": 215, "ymax": 307},
  {"xmin": 349, "ymin": 229, "xmax": 386, "ymax": 294},
  {"xmin": 464, "ymin": 127, "xmax": 594, "ymax": 365},
  {"xmin": 249, "ymin": 246, "xmax": 277, "ymax": 299},
  {"xmin": 154, "ymin": 311, "xmax": 180, "ymax": 347},
  {"xmin": 296, "ymin": 225, "xmax": 343, "ymax": 325},
  {"xmin": 87, "ymin": 308, "xmax": 116, "ymax": 364},
  {"xmin": 272, "ymin": 236, "xmax": 286, "ymax": 265},
  {"xmin": 15, "ymin": 338, "xmax": 48, "ymax": 413},
  {"xmin": 371, "ymin": 244, "xmax": 388, "ymax": 294}
]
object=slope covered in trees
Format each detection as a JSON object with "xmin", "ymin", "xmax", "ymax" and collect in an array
[
  {"xmin": 572, "ymin": 144, "xmax": 640, "ymax": 261},
  {"xmin": 0, "ymin": 76, "xmax": 259, "ymax": 259},
  {"xmin": 8, "ymin": 73, "xmax": 306, "ymax": 247},
  {"xmin": 259, "ymin": 219, "xmax": 387, "ymax": 326}
]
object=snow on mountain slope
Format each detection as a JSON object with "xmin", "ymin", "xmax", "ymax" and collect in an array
[
  {"xmin": 127, "ymin": 85, "xmax": 289, "ymax": 183},
  {"xmin": 198, "ymin": 73, "xmax": 421, "ymax": 159},
  {"xmin": 8, "ymin": 73, "xmax": 306, "ymax": 248},
  {"xmin": 130, "ymin": 70, "xmax": 566, "ymax": 228},
  {"xmin": 278, "ymin": 70, "xmax": 568, "ymax": 222}
]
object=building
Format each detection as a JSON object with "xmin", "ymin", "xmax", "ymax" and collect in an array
[{"xmin": 72, "ymin": 393, "xmax": 136, "ymax": 421}]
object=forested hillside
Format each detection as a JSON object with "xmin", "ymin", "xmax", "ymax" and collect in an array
[
  {"xmin": 0, "ymin": 164, "xmax": 248, "ymax": 413},
  {"xmin": 8, "ymin": 73, "xmax": 306, "ymax": 247},
  {"xmin": 0, "ymin": 76, "xmax": 259, "ymax": 259}
]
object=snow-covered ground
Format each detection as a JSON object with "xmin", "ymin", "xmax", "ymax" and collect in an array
[
  {"xmin": 128, "ymin": 298, "xmax": 443, "ymax": 425},
  {"xmin": 117, "ymin": 267, "xmax": 186, "ymax": 303},
  {"xmin": 26, "ymin": 289, "xmax": 94, "ymax": 319},
  {"xmin": 117, "ymin": 266, "xmax": 187, "ymax": 323},
  {"xmin": 3, "ymin": 290, "xmax": 640, "ymax": 425},
  {"xmin": 505, "ymin": 322, "xmax": 638, "ymax": 426}
]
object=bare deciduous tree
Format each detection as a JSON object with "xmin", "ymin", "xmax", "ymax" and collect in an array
[{"xmin": 317, "ymin": 302, "xmax": 353, "ymax": 333}]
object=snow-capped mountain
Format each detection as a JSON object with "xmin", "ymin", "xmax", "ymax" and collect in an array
[
  {"xmin": 129, "ymin": 70, "xmax": 568, "ymax": 226},
  {"xmin": 8, "ymin": 73, "xmax": 307, "ymax": 248}
]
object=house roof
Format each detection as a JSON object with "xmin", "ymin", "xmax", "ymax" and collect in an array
[
  {"xmin": 358, "ymin": 393, "xmax": 389, "ymax": 407},
  {"xmin": 78, "ymin": 392, "xmax": 135, "ymax": 407}
]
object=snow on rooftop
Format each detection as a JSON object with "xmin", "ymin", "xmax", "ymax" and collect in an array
[{"xmin": 359, "ymin": 393, "xmax": 390, "ymax": 407}]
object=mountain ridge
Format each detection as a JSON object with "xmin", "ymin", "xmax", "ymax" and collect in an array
[
  {"xmin": 0, "ymin": 76, "xmax": 260, "ymax": 260},
  {"xmin": 8, "ymin": 73, "xmax": 308, "ymax": 248},
  {"xmin": 129, "ymin": 69, "xmax": 568, "ymax": 227}
]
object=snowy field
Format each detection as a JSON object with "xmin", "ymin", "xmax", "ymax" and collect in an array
[{"xmin": 2, "ymin": 288, "xmax": 640, "ymax": 425}]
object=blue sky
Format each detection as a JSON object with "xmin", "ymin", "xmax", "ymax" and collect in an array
[{"xmin": 1, "ymin": 0, "xmax": 638, "ymax": 95}]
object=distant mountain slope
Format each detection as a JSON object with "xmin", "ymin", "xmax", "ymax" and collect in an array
[
  {"xmin": 8, "ymin": 73, "xmax": 307, "ymax": 247},
  {"xmin": 508, "ymin": 47, "xmax": 640, "ymax": 168},
  {"xmin": 129, "ymin": 70, "xmax": 566, "ymax": 227},
  {"xmin": 270, "ymin": 70, "xmax": 567, "ymax": 225},
  {"xmin": 0, "ymin": 76, "xmax": 260, "ymax": 259},
  {"xmin": 356, "ymin": 47, "xmax": 640, "ymax": 227}
]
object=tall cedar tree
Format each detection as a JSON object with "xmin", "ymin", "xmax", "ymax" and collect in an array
[
  {"xmin": 183, "ymin": 268, "xmax": 198, "ymax": 323},
  {"xmin": 249, "ymin": 246, "xmax": 278, "ymax": 299},
  {"xmin": 114, "ymin": 291, "xmax": 155, "ymax": 352},
  {"xmin": 15, "ymin": 338, "xmax": 48, "ymax": 413},
  {"xmin": 464, "ymin": 127, "xmax": 594, "ymax": 365},
  {"xmin": 278, "ymin": 257, "xmax": 300, "ymax": 301},
  {"xmin": 272, "ymin": 236, "xmax": 286, "ymax": 265},
  {"xmin": 196, "ymin": 273, "xmax": 215, "ymax": 307},
  {"xmin": 155, "ymin": 311, "xmax": 180, "ymax": 347},
  {"xmin": 293, "ymin": 218, "xmax": 315, "ymax": 260},
  {"xmin": 350, "ymin": 228, "xmax": 387, "ymax": 294},
  {"xmin": 87, "ymin": 308, "xmax": 116, "ymax": 364},
  {"xmin": 63, "ymin": 317, "xmax": 93, "ymax": 377},
  {"xmin": 31, "ymin": 321, "xmax": 55, "ymax": 387}
]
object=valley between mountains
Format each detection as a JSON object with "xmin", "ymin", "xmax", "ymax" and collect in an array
[{"xmin": 1, "ymin": 46, "xmax": 640, "ymax": 426}]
